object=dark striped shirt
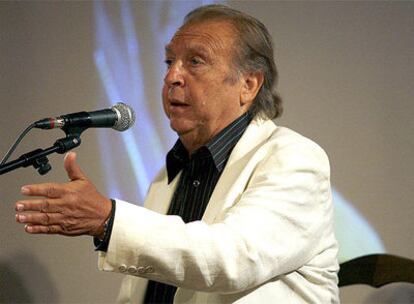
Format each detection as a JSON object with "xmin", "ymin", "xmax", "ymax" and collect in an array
[{"xmin": 144, "ymin": 112, "xmax": 251, "ymax": 304}]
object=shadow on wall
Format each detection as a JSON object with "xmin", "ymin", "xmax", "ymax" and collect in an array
[
  {"xmin": 365, "ymin": 283, "xmax": 414, "ymax": 303},
  {"xmin": 0, "ymin": 252, "xmax": 58, "ymax": 303}
]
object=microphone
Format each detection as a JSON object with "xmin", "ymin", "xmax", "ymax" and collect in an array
[{"xmin": 34, "ymin": 102, "xmax": 135, "ymax": 132}]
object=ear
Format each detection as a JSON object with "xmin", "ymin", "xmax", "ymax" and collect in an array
[{"xmin": 240, "ymin": 71, "xmax": 264, "ymax": 108}]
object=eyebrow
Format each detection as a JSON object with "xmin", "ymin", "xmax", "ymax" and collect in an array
[
  {"xmin": 164, "ymin": 45, "xmax": 173, "ymax": 54},
  {"xmin": 164, "ymin": 43, "xmax": 212, "ymax": 58}
]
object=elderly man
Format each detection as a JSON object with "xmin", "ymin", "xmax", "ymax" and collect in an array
[{"xmin": 15, "ymin": 4, "xmax": 339, "ymax": 303}]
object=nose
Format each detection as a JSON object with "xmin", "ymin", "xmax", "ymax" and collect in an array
[{"xmin": 164, "ymin": 61, "xmax": 185, "ymax": 88}]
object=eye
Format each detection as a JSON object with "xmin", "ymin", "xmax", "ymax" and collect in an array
[
  {"xmin": 190, "ymin": 57, "xmax": 204, "ymax": 66},
  {"xmin": 164, "ymin": 58, "xmax": 173, "ymax": 67}
]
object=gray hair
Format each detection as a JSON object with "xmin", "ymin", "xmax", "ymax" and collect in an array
[{"xmin": 183, "ymin": 4, "xmax": 282, "ymax": 119}]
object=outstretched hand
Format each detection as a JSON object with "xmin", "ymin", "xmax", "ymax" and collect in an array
[{"xmin": 15, "ymin": 152, "xmax": 112, "ymax": 237}]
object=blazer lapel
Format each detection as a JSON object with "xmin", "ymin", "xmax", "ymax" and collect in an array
[
  {"xmin": 144, "ymin": 170, "xmax": 181, "ymax": 215},
  {"xmin": 144, "ymin": 118, "xmax": 277, "ymax": 220},
  {"xmin": 202, "ymin": 118, "xmax": 277, "ymax": 224}
]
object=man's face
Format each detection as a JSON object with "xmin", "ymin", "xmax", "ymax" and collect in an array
[{"xmin": 162, "ymin": 20, "xmax": 248, "ymax": 153}]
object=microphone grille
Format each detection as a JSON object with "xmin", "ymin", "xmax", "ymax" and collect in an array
[{"xmin": 111, "ymin": 102, "xmax": 136, "ymax": 131}]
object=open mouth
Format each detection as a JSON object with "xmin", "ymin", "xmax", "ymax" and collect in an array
[{"xmin": 170, "ymin": 100, "xmax": 190, "ymax": 108}]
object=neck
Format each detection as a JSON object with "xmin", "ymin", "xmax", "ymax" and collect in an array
[{"xmin": 179, "ymin": 133, "xmax": 208, "ymax": 155}]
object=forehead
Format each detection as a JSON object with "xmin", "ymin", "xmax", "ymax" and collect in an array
[{"xmin": 166, "ymin": 20, "xmax": 236, "ymax": 55}]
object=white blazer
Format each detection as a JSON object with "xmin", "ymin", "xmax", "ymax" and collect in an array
[{"xmin": 98, "ymin": 117, "xmax": 339, "ymax": 303}]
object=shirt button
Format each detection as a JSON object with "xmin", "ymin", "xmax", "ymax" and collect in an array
[
  {"xmin": 137, "ymin": 266, "xmax": 146, "ymax": 274},
  {"xmin": 119, "ymin": 264, "xmax": 127, "ymax": 272},
  {"xmin": 193, "ymin": 180, "xmax": 200, "ymax": 187},
  {"xmin": 145, "ymin": 266, "xmax": 154, "ymax": 273},
  {"xmin": 127, "ymin": 266, "xmax": 137, "ymax": 274}
]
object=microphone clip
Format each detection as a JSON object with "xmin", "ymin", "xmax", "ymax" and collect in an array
[{"xmin": 62, "ymin": 125, "xmax": 87, "ymax": 138}]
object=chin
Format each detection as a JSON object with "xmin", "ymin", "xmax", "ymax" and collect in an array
[{"xmin": 170, "ymin": 121, "xmax": 194, "ymax": 136}]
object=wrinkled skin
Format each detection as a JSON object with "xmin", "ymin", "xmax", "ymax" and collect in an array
[
  {"xmin": 15, "ymin": 152, "xmax": 111, "ymax": 237},
  {"xmin": 14, "ymin": 20, "xmax": 263, "ymax": 237},
  {"xmin": 162, "ymin": 20, "xmax": 262, "ymax": 153}
]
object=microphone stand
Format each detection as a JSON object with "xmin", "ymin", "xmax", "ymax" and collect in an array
[{"xmin": 0, "ymin": 132, "xmax": 82, "ymax": 176}]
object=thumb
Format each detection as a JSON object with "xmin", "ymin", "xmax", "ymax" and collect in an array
[{"xmin": 64, "ymin": 152, "xmax": 86, "ymax": 181}]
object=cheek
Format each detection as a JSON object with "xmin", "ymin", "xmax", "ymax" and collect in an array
[
  {"xmin": 162, "ymin": 86, "xmax": 170, "ymax": 117},
  {"xmin": 199, "ymin": 84, "xmax": 223, "ymax": 109}
]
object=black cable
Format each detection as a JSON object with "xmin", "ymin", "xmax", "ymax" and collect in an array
[{"xmin": 1, "ymin": 123, "xmax": 36, "ymax": 165}]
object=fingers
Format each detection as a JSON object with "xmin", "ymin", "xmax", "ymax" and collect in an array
[
  {"xmin": 17, "ymin": 213, "xmax": 84, "ymax": 236},
  {"xmin": 64, "ymin": 152, "xmax": 86, "ymax": 181},
  {"xmin": 21, "ymin": 183, "xmax": 63, "ymax": 198},
  {"xmin": 24, "ymin": 224, "xmax": 69, "ymax": 235},
  {"xmin": 16, "ymin": 211, "xmax": 64, "ymax": 226},
  {"xmin": 15, "ymin": 153, "xmax": 104, "ymax": 237},
  {"xmin": 15, "ymin": 198, "xmax": 61, "ymax": 213}
]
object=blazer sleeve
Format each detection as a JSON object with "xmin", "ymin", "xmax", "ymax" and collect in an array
[{"xmin": 97, "ymin": 130, "xmax": 337, "ymax": 294}]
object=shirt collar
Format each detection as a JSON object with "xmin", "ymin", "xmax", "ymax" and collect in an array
[{"xmin": 166, "ymin": 112, "xmax": 252, "ymax": 183}]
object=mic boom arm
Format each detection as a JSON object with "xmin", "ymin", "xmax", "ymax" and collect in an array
[{"xmin": 0, "ymin": 136, "xmax": 81, "ymax": 176}]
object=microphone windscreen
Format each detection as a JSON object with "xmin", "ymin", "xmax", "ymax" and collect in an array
[{"xmin": 111, "ymin": 102, "xmax": 136, "ymax": 131}]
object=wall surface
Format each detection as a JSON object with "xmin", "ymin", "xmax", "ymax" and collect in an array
[{"xmin": 0, "ymin": 1, "xmax": 413, "ymax": 303}]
